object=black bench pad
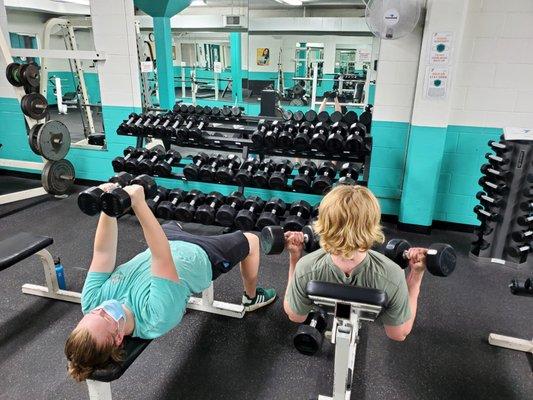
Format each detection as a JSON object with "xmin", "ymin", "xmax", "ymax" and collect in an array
[
  {"xmin": 306, "ymin": 281, "xmax": 389, "ymax": 308},
  {"xmin": 0, "ymin": 232, "xmax": 53, "ymax": 271},
  {"xmin": 89, "ymin": 337, "xmax": 152, "ymax": 382}
]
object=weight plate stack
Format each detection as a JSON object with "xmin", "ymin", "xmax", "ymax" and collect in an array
[
  {"xmin": 28, "ymin": 123, "xmax": 43, "ymax": 155},
  {"xmin": 21, "ymin": 92, "xmax": 48, "ymax": 120},
  {"xmin": 41, "ymin": 159, "xmax": 75, "ymax": 195},
  {"xmin": 37, "ymin": 120, "xmax": 71, "ymax": 161}
]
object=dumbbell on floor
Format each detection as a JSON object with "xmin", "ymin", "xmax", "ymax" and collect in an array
[
  {"xmin": 260, "ymin": 225, "xmax": 319, "ymax": 255},
  {"xmin": 234, "ymin": 196, "xmax": 265, "ymax": 231},
  {"xmin": 384, "ymin": 239, "xmax": 457, "ymax": 277},
  {"xmin": 78, "ymin": 172, "xmax": 133, "ymax": 216},
  {"xmin": 175, "ymin": 190, "xmax": 206, "ymax": 222},
  {"xmin": 153, "ymin": 149, "xmax": 182, "ymax": 177},
  {"xmin": 156, "ymin": 189, "xmax": 186, "ymax": 220},
  {"xmin": 183, "ymin": 152, "xmax": 209, "ymax": 180},
  {"xmin": 293, "ymin": 309, "xmax": 328, "ymax": 356},
  {"xmin": 195, "ymin": 191, "xmax": 225, "ymax": 225},
  {"xmin": 100, "ymin": 175, "xmax": 158, "ymax": 217},
  {"xmin": 292, "ymin": 161, "xmax": 317, "ymax": 193},
  {"xmin": 256, "ymin": 198, "xmax": 287, "ymax": 230},
  {"xmin": 312, "ymin": 161, "xmax": 337, "ymax": 194},
  {"xmin": 215, "ymin": 191, "xmax": 245, "ymax": 227}
]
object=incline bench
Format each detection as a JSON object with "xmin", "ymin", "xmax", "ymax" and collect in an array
[
  {"xmin": 306, "ymin": 281, "xmax": 389, "ymax": 400},
  {"xmin": 0, "ymin": 233, "xmax": 247, "ymax": 399}
]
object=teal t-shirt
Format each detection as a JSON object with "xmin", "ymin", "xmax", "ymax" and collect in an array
[{"xmin": 81, "ymin": 241, "xmax": 212, "ymax": 339}]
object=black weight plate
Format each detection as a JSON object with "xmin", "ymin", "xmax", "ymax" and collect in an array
[
  {"xmin": 203, "ymin": 106, "xmax": 212, "ymax": 115},
  {"xmin": 282, "ymin": 109, "xmax": 293, "ymax": 121},
  {"xmin": 317, "ymin": 111, "xmax": 330, "ymax": 123},
  {"xmin": 305, "ymin": 110, "xmax": 317, "ymax": 123},
  {"xmin": 21, "ymin": 63, "xmax": 40, "ymax": 88},
  {"xmin": 41, "ymin": 159, "xmax": 75, "ymax": 195},
  {"xmin": 187, "ymin": 105, "xmax": 196, "ymax": 114},
  {"xmin": 179, "ymin": 104, "xmax": 188, "ymax": 113},
  {"xmin": 343, "ymin": 110, "xmax": 358, "ymax": 125},
  {"xmin": 21, "ymin": 93, "xmax": 48, "ymax": 120},
  {"xmin": 330, "ymin": 111, "xmax": 343, "ymax": 123},
  {"xmin": 6, "ymin": 62, "xmax": 23, "ymax": 87},
  {"xmin": 37, "ymin": 120, "xmax": 71, "ymax": 161},
  {"xmin": 211, "ymin": 106, "xmax": 220, "ymax": 116},
  {"xmin": 293, "ymin": 110, "xmax": 305, "ymax": 122},
  {"xmin": 28, "ymin": 123, "xmax": 43, "ymax": 155},
  {"xmin": 260, "ymin": 226, "xmax": 285, "ymax": 255}
]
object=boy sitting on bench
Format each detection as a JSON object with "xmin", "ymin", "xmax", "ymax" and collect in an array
[
  {"xmin": 65, "ymin": 183, "xmax": 276, "ymax": 382},
  {"xmin": 283, "ymin": 185, "xmax": 427, "ymax": 341}
]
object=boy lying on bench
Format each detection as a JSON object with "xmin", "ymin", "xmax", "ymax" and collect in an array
[
  {"xmin": 65, "ymin": 183, "xmax": 276, "ymax": 382},
  {"xmin": 283, "ymin": 185, "xmax": 427, "ymax": 342}
]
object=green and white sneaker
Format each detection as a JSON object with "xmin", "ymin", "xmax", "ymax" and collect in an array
[{"xmin": 242, "ymin": 287, "xmax": 277, "ymax": 312}]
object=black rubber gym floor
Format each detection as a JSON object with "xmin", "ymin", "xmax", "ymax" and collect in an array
[{"xmin": 0, "ymin": 177, "xmax": 531, "ymax": 400}]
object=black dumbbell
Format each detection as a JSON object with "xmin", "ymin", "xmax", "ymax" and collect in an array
[
  {"xmin": 473, "ymin": 205, "xmax": 500, "ymax": 223},
  {"xmin": 187, "ymin": 104, "xmax": 196, "ymax": 114},
  {"xmin": 343, "ymin": 110, "xmax": 358, "ymax": 125},
  {"xmin": 317, "ymin": 111, "xmax": 330, "ymax": 124},
  {"xmin": 199, "ymin": 153, "xmax": 226, "ymax": 182},
  {"xmin": 478, "ymin": 176, "xmax": 508, "ymax": 195},
  {"xmin": 520, "ymin": 201, "xmax": 533, "ymax": 213},
  {"xmin": 509, "ymin": 278, "xmax": 533, "ymax": 296},
  {"xmin": 309, "ymin": 122, "xmax": 329, "ymax": 150},
  {"xmin": 144, "ymin": 113, "xmax": 166, "ymax": 134},
  {"xmin": 116, "ymin": 113, "xmax": 141, "ymax": 134},
  {"xmin": 283, "ymin": 200, "xmax": 312, "ymax": 231},
  {"xmin": 523, "ymin": 187, "xmax": 533, "ymax": 198},
  {"xmin": 256, "ymin": 198, "xmax": 287, "ymax": 230},
  {"xmin": 263, "ymin": 120, "xmax": 284, "ymax": 148},
  {"xmin": 251, "ymin": 120, "xmax": 270, "ymax": 147},
  {"xmin": 475, "ymin": 191, "xmax": 504, "ymax": 208},
  {"xmin": 311, "ymin": 161, "xmax": 337, "ymax": 194},
  {"xmin": 231, "ymin": 106, "xmax": 242, "ymax": 118},
  {"xmin": 518, "ymin": 215, "xmax": 533, "ymax": 227},
  {"xmin": 234, "ymin": 196, "xmax": 265, "ymax": 231},
  {"xmin": 156, "ymin": 188, "xmax": 186, "ymax": 220},
  {"xmin": 507, "ymin": 244, "xmax": 532, "ymax": 262},
  {"xmin": 269, "ymin": 160, "xmax": 294, "ymax": 190},
  {"xmin": 304, "ymin": 109, "xmax": 318, "ymax": 124},
  {"xmin": 512, "ymin": 230, "xmax": 533, "ymax": 243},
  {"xmin": 137, "ymin": 114, "xmax": 158, "ymax": 135},
  {"xmin": 293, "ymin": 110, "xmax": 305, "ymax": 123},
  {"xmin": 175, "ymin": 190, "xmax": 206, "ymax": 222},
  {"xmin": 330, "ymin": 111, "xmax": 343, "ymax": 123},
  {"xmin": 112, "ymin": 146, "xmax": 141, "ymax": 173},
  {"xmin": 221, "ymin": 106, "xmax": 232, "ymax": 118},
  {"xmin": 100, "ymin": 174, "xmax": 158, "ymax": 217},
  {"xmin": 234, "ymin": 157, "xmax": 259, "ymax": 186},
  {"xmin": 203, "ymin": 106, "xmax": 212, "ymax": 115},
  {"xmin": 183, "ymin": 152, "xmax": 209, "ymax": 180},
  {"xmin": 260, "ymin": 225, "xmax": 319, "ymax": 255},
  {"xmin": 337, "ymin": 162, "xmax": 360, "ymax": 185},
  {"xmin": 122, "ymin": 148, "xmax": 149, "ymax": 174},
  {"xmin": 488, "ymin": 140, "xmax": 509, "ymax": 154},
  {"xmin": 125, "ymin": 147, "xmax": 165, "ymax": 174},
  {"xmin": 480, "ymin": 164, "xmax": 510, "ymax": 180},
  {"xmin": 146, "ymin": 187, "xmax": 169, "ymax": 214},
  {"xmin": 215, "ymin": 191, "xmax": 245, "ymax": 227},
  {"xmin": 195, "ymin": 191, "xmax": 225, "ymax": 225},
  {"xmin": 325, "ymin": 121, "xmax": 347, "ymax": 154},
  {"xmin": 137, "ymin": 147, "xmax": 166, "ymax": 175},
  {"xmin": 359, "ymin": 104, "xmax": 372, "ymax": 130},
  {"xmin": 345, "ymin": 123, "xmax": 367, "ymax": 155},
  {"xmin": 294, "ymin": 122, "xmax": 314, "ymax": 151},
  {"xmin": 215, "ymin": 154, "xmax": 241, "ymax": 183},
  {"xmin": 194, "ymin": 105, "xmax": 204, "ymax": 115},
  {"xmin": 293, "ymin": 308, "xmax": 327, "ymax": 356},
  {"xmin": 78, "ymin": 172, "xmax": 133, "ymax": 216},
  {"xmin": 175, "ymin": 115, "xmax": 198, "ymax": 143},
  {"xmin": 278, "ymin": 121, "xmax": 298, "ymax": 148},
  {"xmin": 188, "ymin": 116, "xmax": 209, "ymax": 141},
  {"xmin": 253, "ymin": 159, "xmax": 276, "ymax": 188},
  {"xmin": 292, "ymin": 161, "xmax": 317, "ymax": 192},
  {"xmin": 153, "ymin": 149, "xmax": 182, "ymax": 177},
  {"xmin": 384, "ymin": 239, "xmax": 457, "ymax": 277},
  {"xmin": 485, "ymin": 152, "xmax": 510, "ymax": 167},
  {"xmin": 152, "ymin": 114, "xmax": 174, "ymax": 138},
  {"xmin": 211, "ymin": 106, "xmax": 220, "ymax": 116},
  {"xmin": 162, "ymin": 114, "xmax": 185, "ymax": 139}
]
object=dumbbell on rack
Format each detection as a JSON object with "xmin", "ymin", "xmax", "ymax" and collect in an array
[
  {"xmin": 234, "ymin": 157, "xmax": 259, "ymax": 186},
  {"xmin": 253, "ymin": 159, "xmax": 276, "ymax": 188},
  {"xmin": 294, "ymin": 122, "xmax": 314, "ymax": 151},
  {"xmin": 260, "ymin": 225, "xmax": 319, "ymax": 255},
  {"xmin": 116, "ymin": 113, "xmax": 141, "ymax": 135},
  {"xmin": 156, "ymin": 189, "xmax": 186, "ymax": 220},
  {"xmin": 485, "ymin": 152, "xmax": 510, "ymax": 167},
  {"xmin": 251, "ymin": 120, "xmax": 270, "ymax": 147},
  {"xmin": 146, "ymin": 187, "xmax": 169, "ymax": 214},
  {"xmin": 100, "ymin": 175, "xmax": 158, "ymax": 217},
  {"xmin": 278, "ymin": 121, "xmax": 298, "ymax": 148},
  {"xmin": 293, "ymin": 308, "xmax": 328, "ymax": 356},
  {"xmin": 256, "ymin": 198, "xmax": 287, "ymax": 230},
  {"xmin": 215, "ymin": 154, "xmax": 241, "ymax": 184},
  {"xmin": 215, "ymin": 191, "xmax": 245, "ymax": 227},
  {"xmin": 384, "ymin": 239, "xmax": 457, "ymax": 277},
  {"xmin": 512, "ymin": 230, "xmax": 533, "ymax": 243},
  {"xmin": 283, "ymin": 201, "xmax": 312, "ymax": 231},
  {"xmin": 187, "ymin": 116, "xmax": 209, "ymax": 142},
  {"xmin": 263, "ymin": 120, "xmax": 284, "ymax": 148},
  {"xmin": 112, "ymin": 147, "xmax": 141, "ymax": 173},
  {"xmin": 506, "ymin": 244, "xmax": 532, "ymax": 263},
  {"xmin": 269, "ymin": 160, "xmax": 294, "ymax": 190},
  {"xmin": 475, "ymin": 191, "xmax": 505, "ymax": 208},
  {"xmin": 199, "ymin": 153, "xmax": 226, "ymax": 182},
  {"xmin": 309, "ymin": 121, "xmax": 329, "ymax": 151},
  {"xmin": 195, "ymin": 191, "xmax": 225, "ymax": 225},
  {"xmin": 78, "ymin": 172, "xmax": 133, "ymax": 216},
  {"xmin": 337, "ymin": 162, "xmax": 360, "ymax": 185},
  {"xmin": 153, "ymin": 149, "xmax": 182, "ymax": 177},
  {"xmin": 473, "ymin": 205, "xmax": 501, "ymax": 223},
  {"xmin": 480, "ymin": 164, "xmax": 510, "ymax": 180},
  {"xmin": 234, "ymin": 196, "xmax": 265, "ymax": 231},
  {"xmin": 345, "ymin": 123, "xmax": 367, "ymax": 155},
  {"xmin": 125, "ymin": 148, "xmax": 163, "ymax": 175},
  {"xmin": 175, "ymin": 190, "xmax": 206, "ymax": 222},
  {"xmin": 183, "ymin": 152, "xmax": 209, "ymax": 180},
  {"xmin": 311, "ymin": 161, "xmax": 337, "ymax": 194},
  {"xmin": 518, "ymin": 215, "xmax": 533, "ymax": 227},
  {"xmin": 161, "ymin": 115, "xmax": 185, "ymax": 139},
  {"xmin": 175, "ymin": 115, "xmax": 197, "ymax": 143},
  {"xmin": 138, "ymin": 148, "xmax": 167, "ymax": 175},
  {"xmin": 478, "ymin": 176, "xmax": 508, "ymax": 195},
  {"xmin": 292, "ymin": 161, "xmax": 317, "ymax": 193},
  {"xmin": 325, "ymin": 121, "xmax": 347, "ymax": 154}
]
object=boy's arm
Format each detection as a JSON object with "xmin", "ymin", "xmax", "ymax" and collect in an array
[
  {"xmin": 126, "ymin": 185, "xmax": 179, "ymax": 282},
  {"xmin": 283, "ymin": 232, "xmax": 309, "ymax": 323}
]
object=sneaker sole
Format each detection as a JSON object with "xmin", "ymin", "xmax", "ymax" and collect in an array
[{"xmin": 243, "ymin": 295, "xmax": 277, "ymax": 312}]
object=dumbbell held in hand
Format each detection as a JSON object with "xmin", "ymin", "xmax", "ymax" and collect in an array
[
  {"xmin": 100, "ymin": 175, "xmax": 158, "ymax": 217},
  {"xmin": 384, "ymin": 239, "xmax": 456, "ymax": 277},
  {"xmin": 78, "ymin": 172, "xmax": 133, "ymax": 216},
  {"xmin": 261, "ymin": 225, "xmax": 319, "ymax": 255}
]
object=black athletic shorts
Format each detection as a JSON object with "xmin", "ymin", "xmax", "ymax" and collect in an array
[{"xmin": 162, "ymin": 221, "xmax": 250, "ymax": 280}]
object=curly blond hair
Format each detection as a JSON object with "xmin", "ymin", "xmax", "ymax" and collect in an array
[
  {"xmin": 313, "ymin": 185, "xmax": 384, "ymax": 257},
  {"xmin": 65, "ymin": 328, "xmax": 124, "ymax": 382}
]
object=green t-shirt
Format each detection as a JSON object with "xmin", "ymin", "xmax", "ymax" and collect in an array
[
  {"xmin": 286, "ymin": 249, "xmax": 411, "ymax": 326},
  {"xmin": 81, "ymin": 241, "xmax": 212, "ymax": 339}
]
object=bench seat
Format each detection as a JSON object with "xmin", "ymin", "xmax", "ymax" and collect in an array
[
  {"xmin": 306, "ymin": 281, "xmax": 389, "ymax": 308},
  {"xmin": 0, "ymin": 232, "xmax": 53, "ymax": 271}
]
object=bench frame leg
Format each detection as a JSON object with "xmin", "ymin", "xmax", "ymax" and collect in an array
[
  {"xmin": 21, "ymin": 249, "xmax": 81, "ymax": 303},
  {"xmin": 488, "ymin": 333, "xmax": 533, "ymax": 354},
  {"xmin": 86, "ymin": 379, "xmax": 112, "ymax": 400},
  {"xmin": 187, "ymin": 283, "xmax": 245, "ymax": 318}
]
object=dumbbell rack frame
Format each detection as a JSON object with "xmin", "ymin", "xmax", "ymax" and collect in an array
[{"xmin": 470, "ymin": 137, "xmax": 533, "ymax": 268}]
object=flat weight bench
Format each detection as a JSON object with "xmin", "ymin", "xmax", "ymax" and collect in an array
[
  {"xmin": 306, "ymin": 281, "xmax": 389, "ymax": 400},
  {"xmin": 0, "ymin": 232, "xmax": 81, "ymax": 303}
]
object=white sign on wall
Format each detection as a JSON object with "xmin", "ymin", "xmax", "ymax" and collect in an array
[
  {"xmin": 504, "ymin": 127, "xmax": 533, "ymax": 141},
  {"xmin": 356, "ymin": 49, "xmax": 371, "ymax": 63},
  {"xmin": 140, "ymin": 61, "xmax": 153, "ymax": 73},
  {"xmin": 213, "ymin": 61, "xmax": 222, "ymax": 74},
  {"xmin": 425, "ymin": 66, "xmax": 449, "ymax": 99},
  {"xmin": 429, "ymin": 32, "xmax": 453, "ymax": 65}
]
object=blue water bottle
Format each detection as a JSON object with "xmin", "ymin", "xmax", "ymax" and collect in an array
[{"xmin": 54, "ymin": 257, "xmax": 66, "ymax": 290}]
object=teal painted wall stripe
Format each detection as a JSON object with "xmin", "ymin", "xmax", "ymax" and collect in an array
[{"xmin": 230, "ymin": 32, "xmax": 243, "ymax": 103}]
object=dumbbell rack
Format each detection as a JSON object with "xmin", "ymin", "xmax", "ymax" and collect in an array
[{"xmin": 470, "ymin": 136, "xmax": 533, "ymax": 267}]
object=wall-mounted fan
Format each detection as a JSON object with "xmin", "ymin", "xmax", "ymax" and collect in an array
[{"xmin": 365, "ymin": 0, "xmax": 422, "ymax": 40}]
